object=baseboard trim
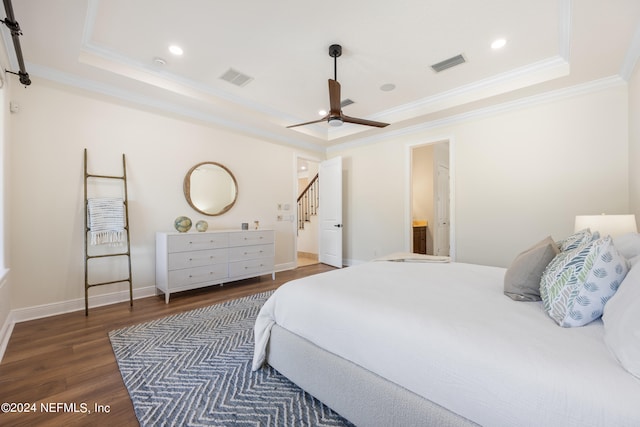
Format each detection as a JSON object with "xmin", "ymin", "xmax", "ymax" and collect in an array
[
  {"xmin": 0, "ymin": 312, "xmax": 15, "ymax": 363},
  {"xmin": 10, "ymin": 285, "xmax": 157, "ymax": 324},
  {"xmin": 297, "ymin": 251, "xmax": 319, "ymax": 260},
  {"xmin": 11, "ymin": 262, "xmax": 297, "ymax": 324},
  {"xmin": 2, "ymin": 262, "xmax": 299, "ymax": 361},
  {"xmin": 275, "ymin": 261, "xmax": 296, "ymax": 273}
]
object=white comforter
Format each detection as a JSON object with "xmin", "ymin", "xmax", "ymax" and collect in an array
[{"xmin": 253, "ymin": 261, "xmax": 640, "ymax": 427}]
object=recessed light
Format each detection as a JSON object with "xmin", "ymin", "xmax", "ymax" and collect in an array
[
  {"xmin": 169, "ymin": 45, "xmax": 183, "ymax": 56},
  {"xmin": 318, "ymin": 109, "xmax": 327, "ymax": 116},
  {"xmin": 153, "ymin": 57, "xmax": 167, "ymax": 66},
  {"xmin": 491, "ymin": 38, "xmax": 507, "ymax": 50},
  {"xmin": 380, "ymin": 83, "xmax": 396, "ymax": 92}
]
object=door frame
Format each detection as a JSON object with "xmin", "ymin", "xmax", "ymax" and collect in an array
[{"xmin": 405, "ymin": 137, "xmax": 456, "ymax": 260}]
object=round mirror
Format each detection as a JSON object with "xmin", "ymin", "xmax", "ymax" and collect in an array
[{"xmin": 184, "ymin": 162, "xmax": 238, "ymax": 216}]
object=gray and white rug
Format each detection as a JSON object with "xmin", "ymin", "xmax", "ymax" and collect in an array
[{"xmin": 109, "ymin": 291, "xmax": 352, "ymax": 426}]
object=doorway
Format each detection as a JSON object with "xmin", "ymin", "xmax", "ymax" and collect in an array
[
  {"xmin": 296, "ymin": 157, "xmax": 320, "ymax": 266},
  {"xmin": 410, "ymin": 141, "xmax": 451, "ymax": 256}
]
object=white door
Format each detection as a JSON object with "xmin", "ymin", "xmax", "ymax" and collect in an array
[
  {"xmin": 435, "ymin": 163, "xmax": 450, "ymax": 256},
  {"xmin": 318, "ymin": 156, "xmax": 343, "ymax": 268}
]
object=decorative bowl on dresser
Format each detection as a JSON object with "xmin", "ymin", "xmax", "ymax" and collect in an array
[{"xmin": 155, "ymin": 229, "xmax": 275, "ymax": 303}]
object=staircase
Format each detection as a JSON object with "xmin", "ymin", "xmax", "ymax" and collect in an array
[{"xmin": 297, "ymin": 173, "xmax": 318, "ymax": 230}]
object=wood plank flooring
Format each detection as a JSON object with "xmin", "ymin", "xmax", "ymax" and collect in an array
[{"xmin": 0, "ymin": 263, "xmax": 335, "ymax": 427}]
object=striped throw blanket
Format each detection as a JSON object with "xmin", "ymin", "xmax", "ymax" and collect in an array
[{"xmin": 87, "ymin": 197, "xmax": 126, "ymax": 245}]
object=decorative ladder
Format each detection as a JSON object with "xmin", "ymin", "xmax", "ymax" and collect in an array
[
  {"xmin": 83, "ymin": 148, "xmax": 133, "ymax": 316},
  {"xmin": 298, "ymin": 173, "xmax": 319, "ymax": 230}
]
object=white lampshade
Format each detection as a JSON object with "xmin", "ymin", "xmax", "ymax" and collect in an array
[{"xmin": 574, "ymin": 214, "xmax": 638, "ymax": 238}]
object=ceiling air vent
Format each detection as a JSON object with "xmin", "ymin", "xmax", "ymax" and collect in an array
[
  {"xmin": 431, "ymin": 54, "xmax": 466, "ymax": 73},
  {"xmin": 340, "ymin": 98, "xmax": 354, "ymax": 108},
  {"xmin": 219, "ymin": 68, "xmax": 253, "ymax": 87}
]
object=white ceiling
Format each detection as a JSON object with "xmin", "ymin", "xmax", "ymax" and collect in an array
[{"xmin": 3, "ymin": 0, "xmax": 640, "ymax": 152}]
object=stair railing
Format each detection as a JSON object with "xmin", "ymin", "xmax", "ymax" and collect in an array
[{"xmin": 297, "ymin": 173, "xmax": 319, "ymax": 230}]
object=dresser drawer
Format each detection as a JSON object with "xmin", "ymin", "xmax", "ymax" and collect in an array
[
  {"xmin": 167, "ymin": 232, "xmax": 229, "ymax": 252},
  {"xmin": 228, "ymin": 244, "xmax": 274, "ymax": 262},
  {"xmin": 168, "ymin": 248, "xmax": 228, "ymax": 270},
  {"xmin": 228, "ymin": 230, "xmax": 274, "ymax": 247},
  {"xmin": 229, "ymin": 258, "xmax": 274, "ymax": 278},
  {"xmin": 168, "ymin": 264, "xmax": 228, "ymax": 286},
  {"xmin": 157, "ymin": 229, "xmax": 274, "ymax": 303}
]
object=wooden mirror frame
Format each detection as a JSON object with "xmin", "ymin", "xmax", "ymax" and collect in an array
[{"xmin": 183, "ymin": 162, "xmax": 238, "ymax": 216}]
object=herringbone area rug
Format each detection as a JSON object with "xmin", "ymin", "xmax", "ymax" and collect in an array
[{"xmin": 109, "ymin": 291, "xmax": 352, "ymax": 426}]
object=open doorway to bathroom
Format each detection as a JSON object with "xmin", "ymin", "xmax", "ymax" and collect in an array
[
  {"xmin": 297, "ymin": 158, "xmax": 320, "ymax": 266},
  {"xmin": 410, "ymin": 141, "xmax": 451, "ymax": 256}
]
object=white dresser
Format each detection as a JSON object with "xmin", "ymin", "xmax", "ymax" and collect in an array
[{"xmin": 156, "ymin": 229, "xmax": 275, "ymax": 303}]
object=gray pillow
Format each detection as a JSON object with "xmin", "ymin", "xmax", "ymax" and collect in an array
[{"xmin": 504, "ymin": 236, "xmax": 560, "ymax": 301}]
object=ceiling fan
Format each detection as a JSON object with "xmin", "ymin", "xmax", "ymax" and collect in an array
[{"xmin": 287, "ymin": 44, "xmax": 390, "ymax": 129}]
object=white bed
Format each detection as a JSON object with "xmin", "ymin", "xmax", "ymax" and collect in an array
[{"xmin": 253, "ymin": 257, "xmax": 640, "ymax": 426}]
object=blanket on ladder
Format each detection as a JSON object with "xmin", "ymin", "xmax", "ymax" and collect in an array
[{"xmin": 87, "ymin": 197, "xmax": 125, "ymax": 245}]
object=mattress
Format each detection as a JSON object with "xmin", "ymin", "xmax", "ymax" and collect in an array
[{"xmin": 253, "ymin": 261, "xmax": 640, "ymax": 426}]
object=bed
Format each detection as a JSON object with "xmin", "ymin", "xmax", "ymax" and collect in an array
[{"xmin": 252, "ymin": 235, "xmax": 640, "ymax": 426}]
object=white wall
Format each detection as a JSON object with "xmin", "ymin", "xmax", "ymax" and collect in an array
[
  {"xmin": 8, "ymin": 80, "xmax": 316, "ymax": 312},
  {"xmin": 0, "ymin": 40, "xmax": 12, "ymax": 355},
  {"xmin": 333, "ymin": 82, "xmax": 630, "ymax": 267},
  {"xmin": 629, "ymin": 63, "xmax": 640, "ymax": 224},
  {"xmin": 411, "ymin": 145, "xmax": 433, "ymax": 225}
]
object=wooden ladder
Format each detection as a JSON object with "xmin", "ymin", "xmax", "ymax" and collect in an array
[{"xmin": 83, "ymin": 149, "xmax": 133, "ymax": 315}]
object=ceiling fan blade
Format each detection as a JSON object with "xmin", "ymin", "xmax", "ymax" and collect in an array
[
  {"xmin": 342, "ymin": 115, "xmax": 390, "ymax": 128},
  {"xmin": 286, "ymin": 115, "xmax": 328, "ymax": 129},
  {"xmin": 328, "ymin": 79, "xmax": 341, "ymax": 114}
]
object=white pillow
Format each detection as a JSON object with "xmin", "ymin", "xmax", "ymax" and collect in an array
[
  {"xmin": 603, "ymin": 262, "xmax": 640, "ymax": 379},
  {"xmin": 613, "ymin": 232, "xmax": 640, "ymax": 260},
  {"xmin": 540, "ymin": 236, "xmax": 628, "ymax": 327}
]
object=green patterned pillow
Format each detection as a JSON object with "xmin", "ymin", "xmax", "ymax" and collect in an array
[
  {"xmin": 556, "ymin": 228, "xmax": 594, "ymax": 252},
  {"xmin": 540, "ymin": 236, "xmax": 628, "ymax": 327}
]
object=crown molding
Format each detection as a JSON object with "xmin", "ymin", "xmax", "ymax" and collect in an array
[
  {"xmin": 620, "ymin": 22, "xmax": 640, "ymax": 81},
  {"xmin": 26, "ymin": 62, "xmax": 326, "ymax": 154},
  {"xmin": 328, "ymin": 75, "xmax": 626, "ymax": 153}
]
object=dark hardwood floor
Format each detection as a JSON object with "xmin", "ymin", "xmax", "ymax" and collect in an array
[{"xmin": 0, "ymin": 263, "xmax": 335, "ymax": 427}]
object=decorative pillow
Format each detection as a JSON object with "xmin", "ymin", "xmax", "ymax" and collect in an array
[
  {"xmin": 613, "ymin": 232, "xmax": 640, "ymax": 261},
  {"xmin": 628, "ymin": 254, "xmax": 640, "ymax": 267},
  {"xmin": 504, "ymin": 236, "xmax": 559, "ymax": 301},
  {"xmin": 602, "ymin": 262, "xmax": 640, "ymax": 379},
  {"xmin": 540, "ymin": 236, "xmax": 628, "ymax": 327},
  {"xmin": 556, "ymin": 228, "xmax": 593, "ymax": 252}
]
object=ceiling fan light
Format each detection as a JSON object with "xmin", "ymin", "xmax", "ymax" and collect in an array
[
  {"xmin": 328, "ymin": 117, "xmax": 343, "ymax": 127},
  {"xmin": 491, "ymin": 38, "xmax": 507, "ymax": 49},
  {"xmin": 168, "ymin": 44, "xmax": 183, "ymax": 56}
]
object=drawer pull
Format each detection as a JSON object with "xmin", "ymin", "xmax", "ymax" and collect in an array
[
  {"xmin": 243, "ymin": 250, "xmax": 264, "ymax": 255},
  {"xmin": 244, "ymin": 263, "xmax": 265, "ymax": 270},
  {"xmin": 188, "ymin": 271, "xmax": 216, "ymax": 279}
]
